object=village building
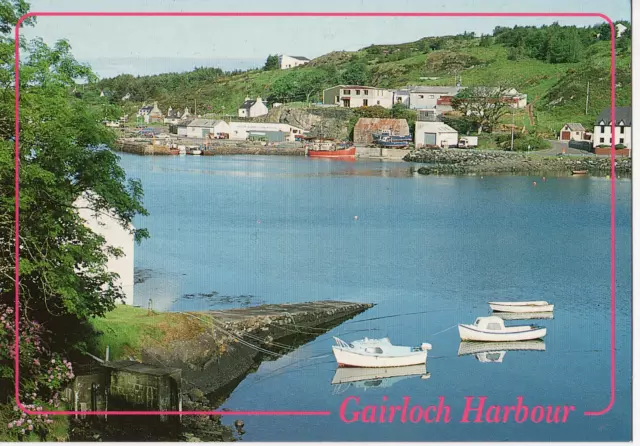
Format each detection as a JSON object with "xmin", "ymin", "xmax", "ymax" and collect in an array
[
  {"xmin": 185, "ymin": 119, "xmax": 231, "ymax": 139},
  {"xmin": 228, "ymin": 122, "xmax": 305, "ymax": 142},
  {"xmin": 174, "ymin": 119, "xmax": 190, "ymax": 137},
  {"xmin": 559, "ymin": 123, "xmax": 590, "ymax": 142},
  {"xmin": 137, "ymin": 101, "xmax": 164, "ymax": 124},
  {"xmin": 238, "ymin": 97, "xmax": 269, "ymax": 118},
  {"xmin": 414, "ymin": 121, "xmax": 459, "ymax": 149},
  {"xmin": 278, "ymin": 55, "xmax": 310, "ymax": 69},
  {"xmin": 353, "ymin": 118, "xmax": 410, "ymax": 145},
  {"xmin": 164, "ymin": 106, "xmax": 183, "ymax": 125},
  {"xmin": 593, "ymin": 106, "xmax": 632, "ymax": 153},
  {"xmin": 74, "ymin": 192, "xmax": 134, "ymax": 306},
  {"xmin": 398, "ymin": 86, "xmax": 464, "ymax": 110},
  {"xmin": 322, "ymin": 85, "xmax": 394, "ymax": 109}
]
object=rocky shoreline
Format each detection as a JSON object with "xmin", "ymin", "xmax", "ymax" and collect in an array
[
  {"xmin": 114, "ymin": 139, "xmax": 306, "ymax": 156},
  {"xmin": 404, "ymin": 148, "xmax": 632, "ymax": 176}
]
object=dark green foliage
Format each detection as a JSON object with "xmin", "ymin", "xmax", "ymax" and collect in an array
[
  {"xmin": 340, "ymin": 60, "xmax": 371, "ymax": 85},
  {"xmin": 267, "ymin": 69, "xmax": 328, "ymax": 103},
  {"xmin": 493, "ymin": 133, "xmax": 552, "ymax": 151},
  {"xmin": 263, "ymin": 54, "xmax": 279, "ymax": 71},
  {"xmin": 479, "ymin": 34, "xmax": 493, "ymax": 47}
]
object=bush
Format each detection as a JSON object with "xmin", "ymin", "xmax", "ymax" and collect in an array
[
  {"xmin": 615, "ymin": 143, "xmax": 627, "ymax": 149},
  {"xmin": 494, "ymin": 133, "xmax": 551, "ymax": 151}
]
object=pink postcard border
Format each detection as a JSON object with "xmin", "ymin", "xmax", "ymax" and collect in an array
[{"xmin": 13, "ymin": 11, "xmax": 618, "ymax": 418}]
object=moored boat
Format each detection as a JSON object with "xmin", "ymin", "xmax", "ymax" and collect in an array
[
  {"xmin": 332, "ymin": 337, "xmax": 432, "ymax": 368},
  {"xmin": 493, "ymin": 311, "xmax": 554, "ymax": 321},
  {"xmin": 489, "ymin": 301, "xmax": 554, "ymax": 313},
  {"xmin": 572, "ymin": 170, "xmax": 588, "ymax": 175},
  {"xmin": 306, "ymin": 139, "xmax": 356, "ymax": 158},
  {"xmin": 458, "ymin": 316, "xmax": 546, "ymax": 342}
]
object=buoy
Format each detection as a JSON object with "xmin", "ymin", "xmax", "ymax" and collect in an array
[
  {"xmin": 533, "ymin": 182, "xmax": 537, "ymax": 186},
  {"xmin": 606, "ymin": 175, "xmax": 610, "ymax": 179},
  {"xmin": 542, "ymin": 177, "xmax": 546, "ymax": 181},
  {"xmin": 354, "ymin": 216, "xmax": 358, "ymax": 220},
  {"xmin": 257, "ymin": 220, "xmax": 261, "ymax": 224}
]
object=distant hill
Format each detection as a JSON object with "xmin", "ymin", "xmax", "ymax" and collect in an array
[{"xmin": 92, "ymin": 22, "xmax": 631, "ymax": 135}]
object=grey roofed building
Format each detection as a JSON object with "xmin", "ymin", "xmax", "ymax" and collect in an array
[
  {"xmin": 595, "ymin": 106, "xmax": 632, "ymax": 126},
  {"xmin": 239, "ymin": 99, "xmax": 257, "ymax": 110},
  {"xmin": 187, "ymin": 119, "xmax": 226, "ymax": 127},
  {"xmin": 564, "ymin": 123, "xmax": 586, "ymax": 131},
  {"xmin": 399, "ymin": 85, "xmax": 464, "ymax": 94},
  {"xmin": 289, "ymin": 56, "xmax": 310, "ymax": 61}
]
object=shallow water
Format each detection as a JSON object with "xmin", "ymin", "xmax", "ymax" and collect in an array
[{"xmin": 121, "ymin": 153, "xmax": 631, "ymax": 442}]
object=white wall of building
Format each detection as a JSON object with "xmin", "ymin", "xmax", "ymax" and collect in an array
[
  {"xmin": 278, "ymin": 55, "xmax": 309, "ymax": 69},
  {"xmin": 593, "ymin": 124, "xmax": 632, "ymax": 148},
  {"xmin": 75, "ymin": 194, "xmax": 135, "ymax": 306},
  {"xmin": 323, "ymin": 86, "xmax": 394, "ymax": 109},
  {"xmin": 414, "ymin": 121, "xmax": 459, "ymax": 148},
  {"xmin": 185, "ymin": 120, "xmax": 231, "ymax": 138},
  {"xmin": 228, "ymin": 122, "xmax": 305, "ymax": 141}
]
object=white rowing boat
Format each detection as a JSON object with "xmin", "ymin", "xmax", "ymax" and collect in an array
[
  {"xmin": 332, "ymin": 337, "xmax": 432, "ymax": 368},
  {"xmin": 493, "ymin": 311, "xmax": 554, "ymax": 321},
  {"xmin": 488, "ymin": 301, "xmax": 554, "ymax": 313},
  {"xmin": 458, "ymin": 316, "xmax": 547, "ymax": 342}
]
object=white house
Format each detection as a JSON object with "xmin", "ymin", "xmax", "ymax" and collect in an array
[
  {"xmin": 593, "ymin": 106, "xmax": 632, "ymax": 150},
  {"xmin": 74, "ymin": 193, "xmax": 135, "ymax": 306},
  {"xmin": 616, "ymin": 23, "xmax": 628, "ymax": 38},
  {"xmin": 559, "ymin": 123, "xmax": 589, "ymax": 141},
  {"xmin": 228, "ymin": 122, "xmax": 305, "ymax": 142},
  {"xmin": 322, "ymin": 85, "xmax": 394, "ymax": 109},
  {"xmin": 238, "ymin": 97, "xmax": 269, "ymax": 118},
  {"xmin": 278, "ymin": 55, "xmax": 310, "ymax": 69},
  {"xmin": 414, "ymin": 121, "xmax": 459, "ymax": 148},
  {"xmin": 185, "ymin": 119, "xmax": 231, "ymax": 139},
  {"xmin": 398, "ymin": 86, "xmax": 464, "ymax": 110}
]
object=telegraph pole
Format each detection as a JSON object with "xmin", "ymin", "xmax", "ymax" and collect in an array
[
  {"xmin": 585, "ymin": 81, "xmax": 590, "ymax": 115},
  {"xmin": 510, "ymin": 107, "xmax": 515, "ymax": 151}
]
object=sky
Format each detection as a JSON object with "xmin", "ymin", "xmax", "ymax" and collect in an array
[{"xmin": 22, "ymin": 0, "xmax": 632, "ymax": 79}]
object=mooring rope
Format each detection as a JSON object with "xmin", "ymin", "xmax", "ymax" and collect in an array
[{"xmin": 346, "ymin": 308, "xmax": 458, "ymax": 324}]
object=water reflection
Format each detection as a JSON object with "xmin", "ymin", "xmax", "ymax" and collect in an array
[
  {"xmin": 331, "ymin": 364, "xmax": 429, "ymax": 394},
  {"xmin": 457, "ymin": 340, "xmax": 546, "ymax": 363}
]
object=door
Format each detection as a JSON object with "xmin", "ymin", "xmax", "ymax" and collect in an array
[
  {"xmin": 560, "ymin": 131, "xmax": 570, "ymax": 141},
  {"xmin": 201, "ymin": 129, "xmax": 210, "ymax": 138},
  {"xmin": 423, "ymin": 133, "xmax": 436, "ymax": 146},
  {"xmin": 342, "ymin": 98, "xmax": 351, "ymax": 107}
]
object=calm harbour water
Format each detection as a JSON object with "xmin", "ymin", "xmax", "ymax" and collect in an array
[{"xmin": 120, "ymin": 153, "xmax": 631, "ymax": 442}]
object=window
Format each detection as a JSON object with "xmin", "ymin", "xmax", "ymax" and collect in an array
[
  {"xmin": 609, "ymin": 138, "xmax": 612, "ymax": 143},
  {"xmin": 335, "ymin": 95, "xmax": 339, "ymax": 103},
  {"xmin": 418, "ymin": 95, "xmax": 424, "ymax": 99},
  {"xmin": 600, "ymin": 125, "xmax": 605, "ymax": 132},
  {"xmin": 620, "ymin": 138, "xmax": 624, "ymax": 144},
  {"xmin": 363, "ymin": 90, "xmax": 369, "ymax": 95},
  {"xmin": 377, "ymin": 101, "xmax": 380, "ymax": 105},
  {"xmin": 620, "ymin": 126, "xmax": 625, "ymax": 134},
  {"xmin": 343, "ymin": 89, "xmax": 351, "ymax": 94},
  {"xmin": 600, "ymin": 138, "xmax": 605, "ymax": 143},
  {"xmin": 355, "ymin": 90, "xmax": 360, "ymax": 95},
  {"xmin": 363, "ymin": 99, "xmax": 368, "ymax": 106}
]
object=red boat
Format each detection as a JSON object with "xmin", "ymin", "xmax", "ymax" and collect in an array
[{"xmin": 305, "ymin": 138, "xmax": 356, "ymax": 158}]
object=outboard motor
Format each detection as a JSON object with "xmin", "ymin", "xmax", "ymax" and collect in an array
[{"xmin": 421, "ymin": 343, "xmax": 432, "ymax": 351}]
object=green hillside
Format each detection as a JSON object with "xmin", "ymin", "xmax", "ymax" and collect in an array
[{"xmin": 92, "ymin": 23, "xmax": 631, "ymax": 136}]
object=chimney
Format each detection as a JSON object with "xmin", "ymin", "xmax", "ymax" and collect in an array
[
  {"xmin": 256, "ymin": 97, "xmax": 262, "ymax": 103},
  {"xmin": 245, "ymin": 96, "xmax": 251, "ymax": 101}
]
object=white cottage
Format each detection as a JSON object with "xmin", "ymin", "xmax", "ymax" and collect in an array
[
  {"xmin": 593, "ymin": 106, "xmax": 632, "ymax": 150},
  {"xmin": 74, "ymin": 193, "xmax": 135, "ymax": 306},
  {"xmin": 238, "ymin": 97, "xmax": 269, "ymax": 118},
  {"xmin": 559, "ymin": 123, "xmax": 589, "ymax": 141},
  {"xmin": 278, "ymin": 55, "xmax": 310, "ymax": 69},
  {"xmin": 414, "ymin": 121, "xmax": 459, "ymax": 148}
]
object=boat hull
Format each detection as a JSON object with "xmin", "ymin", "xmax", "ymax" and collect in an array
[
  {"xmin": 489, "ymin": 303, "xmax": 554, "ymax": 313},
  {"xmin": 308, "ymin": 147, "xmax": 356, "ymax": 158},
  {"xmin": 332, "ymin": 346, "xmax": 427, "ymax": 368},
  {"xmin": 458, "ymin": 325, "xmax": 546, "ymax": 342}
]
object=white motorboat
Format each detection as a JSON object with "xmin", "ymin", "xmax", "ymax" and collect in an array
[
  {"xmin": 488, "ymin": 301, "xmax": 554, "ymax": 313},
  {"xmin": 493, "ymin": 311, "xmax": 554, "ymax": 321},
  {"xmin": 188, "ymin": 146, "xmax": 202, "ymax": 155},
  {"xmin": 332, "ymin": 337, "xmax": 431, "ymax": 368},
  {"xmin": 458, "ymin": 316, "xmax": 546, "ymax": 342},
  {"xmin": 331, "ymin": 365, "xmax": 429, "ymax": 394}
]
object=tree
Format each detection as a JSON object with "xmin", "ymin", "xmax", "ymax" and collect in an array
[
  {"xmin": 263, "ymin": 54, "xmax": 279, "ymax": 71},
  {"xmin": 478, "ymin": 34, "xmax": 493, "ymax": 47},
  {"xmin": 340, "ymin": 60, "xmax": 371, "ymax": 85},
  {"xmin": 267, "ymin": 69, "xmax": 328, "ymax": 103},
  {"xmin": 0, "ymin": 0, "xmax": 148, "ymax": 411},
  {"xmin": 451, "ymin": 86, "xmax": 513, "ymax": 134}
]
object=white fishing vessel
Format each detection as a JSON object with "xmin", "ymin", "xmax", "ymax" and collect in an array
[
  {"xmin": 458, "ymin": 316, "xmax": 546, "ymax": 342},
  {"xmin": 332, "ymin": 337, "xmax": 432, "ymax": 368},
  {"xmin": 488, "ymin": 301, "xmax": 554, "ymax": 313},
  {"xmin": 188, "ymin": 145, "xmax": 202, "ymax": 155}
]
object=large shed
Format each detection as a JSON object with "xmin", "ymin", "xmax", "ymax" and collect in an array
[
  {"xmin": 414, "ymin": 121, "xmax": 459, "ymax": 148},
  {"xmin": 353, "ymin": 118, "xmax": 410, "ymax": 144}
]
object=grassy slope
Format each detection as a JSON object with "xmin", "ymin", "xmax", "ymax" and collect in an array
[
  {"xmin": 99, "ymin": 35, "xmax": 630, "ymax": 136},
  {"xmin": 88, "ymin": 306, "xmax": 208, "ymax": 361}
]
